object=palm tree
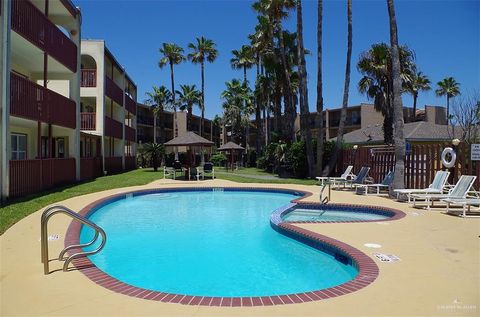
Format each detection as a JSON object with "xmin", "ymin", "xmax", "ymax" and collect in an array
[
  {"xmin": 316, "ymin": 0, "xmax": 325, "ymax": 175},
  {"xmin": 436, "ymin": 77, "xmax": 460, "ymax": 125},
  {"xmin": 357, "ymin": 43, "xmax": 415, "ymax": 143},
  {"xmin": 296, "ymin": 0, "xmax": 315, "ymax": 178},
  {"xmin": 145, "ymin": 85, "xmax": 172, "ymax": 143},
  {"xmin": 405, "ymin": 71, "xmax": 431, "ymax": 121},
  {"xmin": 176, "ymin": 84, "xmax": 201, "ymax": 131},
  {"xmin": 323, "ymin": 0, "xmax": 352, "ymax": 176},
  {"xmin": 230, "ymin": 45, "xmax": 255, "ymax": 84},
  {"xmin": 143, "ymin": 143, "xmax": 165, "ymax": 171},
  {"xmin": 221, "ymin": 79, "xmax": 252, "ymax": 145},
  {"xmin": 158, "ymin": 43, "xmax": 185, "ymax": 137},
  {"xmin": 187, "ymin": 37, "xmax": 218, "ymax": 138},
  {"xmin": 388, "ymin": 0, "xmax": 406, "ymax": 193}
]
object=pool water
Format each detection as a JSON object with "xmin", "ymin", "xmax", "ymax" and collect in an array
[
  {"xmin": 80, "ymin": 190, "xmax": 358, "ymax": 297},
  {"xmin": 282, "ymin": 208, "xmax": 390, "ymax": 222}
]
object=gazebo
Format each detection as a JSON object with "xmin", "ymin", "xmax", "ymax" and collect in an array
[
  {"xmin": 164, "ymin": 132, "xmax": 214, "ymax": 166},
  {"xmin": 218, "ymin": 141, "xmax": 245, "ymax": 171}
]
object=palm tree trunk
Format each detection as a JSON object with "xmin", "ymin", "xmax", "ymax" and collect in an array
[
  {"xmin": 255, "ymin": 62, "xmax": 262, "ymax": 155},
  {"xmin": 153, "ymin": 111, "xmax": 157, "ymax": 143},
  {"xmin": 201, "ymin": 61, "xmax": 205, "ymax": 137},
  {"xmin": 297, "ymin": 0, "xmax": 315, "ymax": 178},
  {"xmin": 388, "ymin": 0, "xmax": 406, "ymax": 193},
  {"xmin": 188, "ymin": 105, "xmax": 193, "ymax": 131},
  {"xmin": 170, "ymin": 62, "xmax": 178, "ymax": 138},
  {"xmin": 159, "ymin": 110, "xmax": 165, "ymax": 143},
  {"xmin": 323, "ymin": 0, "xmax": 352, "ymax": 176},
  {"xmin": 412, "ymin": 93, "xmax": 417, "ymax": 122},
  {"xmin": 316, "ymin": 0, "xmax": 325, "ymax": 175},
  {"xmin": 446, "ymin": 96, "xmax": 450, "ymax": 125},
  {"xmin": 278, "ymin": 26, "xmax": 295, "ymax": 143}
]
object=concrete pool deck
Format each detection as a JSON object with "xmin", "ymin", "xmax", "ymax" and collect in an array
[{"xmin": 1, "ymin": 179, "xmax": 479, "ymax": 316}]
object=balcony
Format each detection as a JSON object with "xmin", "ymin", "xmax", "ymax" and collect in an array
[
  {"xmin": 137, "ymin": 116, "xmax": 154, "ymax": 126},
  {"xmin": 104, "ymin": 157, "xmax": 123, "ymax": 174},
  {"xmin": 81, "ymin": 69, "xmax": 96, "ymax": 87},
  {"xmin": 105, "ymin": 76, "xmax": 124, "ymax": 106},
  {"xmin": 80, "ymin": 112, "xmax": 96, "ymax": 130},
  {"xmin": 104, "ymin": 116, "xmax": 123, "ymax": 139},
  {"xmin": 125, "ymin": 94, "xmax": 136, "ymax": 114},
  {"xmin": 11, "ymin": 0, "xmax": 77, "ymax": 73},
  {"xmin": 10, "ymin": 72, "xmax": 76, "ymax": 129},
  {"xmin": 125, "ymin": 126, "xmax": 136, "ymax": 142},
  {"xmin": 9, "ymin": 158, "xmax": 76, "ymax": 198}
]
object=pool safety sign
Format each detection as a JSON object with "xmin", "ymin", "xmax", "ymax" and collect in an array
[{"xmin": 471, "ymin": 144, "xmax": 480, "ymax": 161}]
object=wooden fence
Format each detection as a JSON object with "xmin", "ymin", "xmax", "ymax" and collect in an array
[{"xmin": 338, "ymin": 143, "xmax": 480, "ymax": 189}]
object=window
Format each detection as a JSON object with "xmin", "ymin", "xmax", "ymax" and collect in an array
[{"xmin": 11, "ymin": 133, "xmax": 27, "ymax": 160}]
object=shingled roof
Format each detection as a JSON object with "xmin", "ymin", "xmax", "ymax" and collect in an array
[
  {"xmin": 164, "ymin": 132, "xmax": 214, "ymax": 146},
  {"xmin": 332, "ymin": 121, "xmax": 466, "ymax": 144},
  {"xmin": 218, "ymin": 141, "xmax": 245, "ymax": 151}
]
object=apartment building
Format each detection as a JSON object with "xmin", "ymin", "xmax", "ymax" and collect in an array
[
  {"xmin": 244, "ymin": 103, "xmax": 447, "ymax": 149},
  {"xmin": 79, "ymin": 40, "xmax": 137, "ymax": 176},
  {"xmin": 137, "ymin": 103, "xmax": 221, "ymax": 147},
  {"xmin": 1, "ymin": 0, "xmax": 82, "ymax": 200}
]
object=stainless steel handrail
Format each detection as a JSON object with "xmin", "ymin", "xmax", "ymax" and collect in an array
[
  {"xmin": 319, "ymin": 180, "xmax": 331, "ymax": 204},
  {"xmin": 41, "ymin": 205, "xmax": 107, "ymax": 275}
]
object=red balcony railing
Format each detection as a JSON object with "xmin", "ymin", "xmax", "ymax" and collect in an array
[
  {"xmin": 125, "ymin": 94, "xmax": 136, "ymax": 114},
  {"xmin": 11, "ymin": 0, "xmax": 77, "ymax": 72},
  {"xmin": 105, "ymin": 76, "xmax": 124, "ymax": 106},
  {"xmin": 81, "ymin": 112, "xmax": 96, "ymax": 130},
  {"xmin": 105, "ymin": 116, "xmax": 123, "ymax": 139},
  {"xmin": 80, "ymin": 157, "xmax": 102, "ymax": 181},
  {"xmin": 81, "ymin": 69, "xmax": 96, "ymax": 87},
  {"xmin": 104, "ymin": 156, "xmax": 123, "ymax": 174},
  {"xmin": 10, "ymin": 72, "xmax": 76, "ymax": 129},
  {"xmin": 125, "ymin": 125, "xmax": 136, "ymax": 142},
  {"xmin": 125, "ymin": 156, "xmax": 136, "ymax": 171},
  {"xmin": 9, "ymin": 158, "xmax": 76, "ymax": 197}
]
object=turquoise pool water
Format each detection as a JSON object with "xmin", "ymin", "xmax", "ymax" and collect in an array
[
  {"xmin": 283, "ymin": 208, "xmax": 390, "ymax": 222},
  {"xmin": 80, "ymin": 190, "xmax": 358, "ymax": 297}
]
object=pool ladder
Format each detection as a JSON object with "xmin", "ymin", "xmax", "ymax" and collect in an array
[
  {"xmin": 319, "ymin": 181, "xmax": 331, "ymax": 204},
  {"xmin": 41, "ymin": 205, "xmax": 107, "ymax": 275}
]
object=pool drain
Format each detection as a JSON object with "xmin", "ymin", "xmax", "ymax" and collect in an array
[{"xmin": 373, "ymin": 253, "xmax": 401, "ymax": 262}]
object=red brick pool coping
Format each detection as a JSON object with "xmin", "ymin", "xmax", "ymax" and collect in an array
[{"xmin": 64, "ymin": 187, "xmax": 391, "ymax": 306}]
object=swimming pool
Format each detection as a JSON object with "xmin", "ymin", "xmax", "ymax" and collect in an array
[{"xmin": 69, "ymin": 187, "xmax": 382, "ymax": 305}]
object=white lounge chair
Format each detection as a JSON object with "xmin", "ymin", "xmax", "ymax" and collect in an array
[
  {"xmin": 356, "ymin": 170, "xmax": 394, "ymax": 195},
  {"xmin": 394, "ymin": 170, "xmax": 450, "ymax": 202},
  {"xmin": 410, "ymin": 175, "xmax": 477, "ymax": 210},
  {"xmin": 189, "ymin": 167, "xmax": 203, "ymax": 181},
  {"xmin": 316, "ymin": 165, "xmax": 354, "ymax": 186},
  {"xmin": 441, "ymin": 197, "xmax": 480, "ymax": 218},
  {"xmin": 163, "ymin": 166, "xmax": 175, "ymax": 179}
]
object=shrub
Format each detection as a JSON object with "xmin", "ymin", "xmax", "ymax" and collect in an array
[
  {"xmin": 287, "ymin": 140, "xmax": 308, "ymax": 178},
  {"xmin": 211, "ymin": 152, "xmax": 227, "ymax": 166}
]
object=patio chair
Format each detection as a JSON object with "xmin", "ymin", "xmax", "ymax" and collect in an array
[
  {"xmin": 189, "ymin": 167, "xmax": 203, "ymax": 181},
  {"xmin": 203, "ymin": 162, "xmax": 215, "ymax": 179},
  {"xmin": 173, "ymin": 160, "xmax": 185, "ymax": 179},
  {"xmin": 163, "ymin": 166, "xmax": 175, "ymax": 179},
  {"xmin": 441, "ymin": 197, "xmax": 480, "ymax": 218},
  {"xmin": 334, "ymin": 166, "xmax": 371, "ymax": 188},
  {"xmin": 410, "ymin": 175, "xmax": 477, "ymax": 210},
  {"xmin": 394, "ymin": 170, "xmax": 450, "ymax": 202},
  {"xmin": 316, "ymin": 165, "xmax": 354, "ymax": 186},
  {"xmin": 356, "ymin": 170, "xmax": 394, "ymax": 195}
]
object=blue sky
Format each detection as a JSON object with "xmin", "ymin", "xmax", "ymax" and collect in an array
[{"xmin": 77, "ymin": 0, "xmax": 479, "ymax": 119}]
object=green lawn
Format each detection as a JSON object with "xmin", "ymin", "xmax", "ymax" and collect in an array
[{"xmin": 0, "ymin": 167, "xmax": 316, "ymax": 235}]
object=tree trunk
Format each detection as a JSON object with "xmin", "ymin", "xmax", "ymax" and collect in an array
[
  {"xmin": 273, "ymin": 87, "xmax": 282, "ymax": 139},
  {"xmin": 201, "ymin": 61, "xmax": 205, "ymax": 137},
  {"xmin": 316, "ymin": 0, "xmax": 325, "ymax": 176},
  {"xmin": 447, "ymin": 96, "xmax": 450, "ymax": 125},
  {"xmin": 153, "ymin": 111, "xmax": 157, "ymax": 143},
  {"xmin": 170, "ymin": 62, "xmax": 178, "ymax": 137},
  {"xmin": 297, "ymin": 0, "xmax": 315, "ymax": 178},
  {"xmin": 187, "ymin": 105, "xmax": 193, "ymax": 131},
  {"xmin": 278, "ymin": 26, "xmax": 295, "ymax": 143},
  {"xmin": 388, "ymin": 0, "xmax": 406, "ymax": 194},
  {"xmin": 412, "ymin": 93, "xmax": 417, "ymax": 122},
  {"xmin": 255, "ymin": 62, "xmax": 262, "ymax": 154},
  {"xmin": 159, "ymin": 109, "xmax": 165, "ymax": 143},
  {"xmin": 323, "ymin": 0, "xmax": 352, "ymax": 176}
]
